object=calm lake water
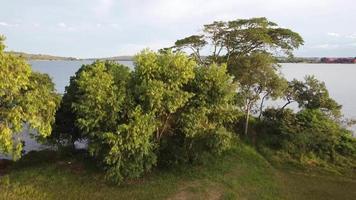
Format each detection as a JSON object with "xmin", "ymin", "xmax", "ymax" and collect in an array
[{"xmin": 1, "ymin": 61, "xmax": 356, "ymax": 158}]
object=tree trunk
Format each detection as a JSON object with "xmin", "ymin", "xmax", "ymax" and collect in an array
[
  {"xmin": 280, "ymin": 99, "xmax": 293, "ymax": 111},
  {"xmin": 244, "ymin": 106, "xmax": 250, "ymax": 136},
  {"xmin": 258, "ymin": 93, "xmax": 269, "ymax": 120}
]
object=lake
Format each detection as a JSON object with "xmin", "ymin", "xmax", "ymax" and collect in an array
[
  {"xmin": 30, "ymin": 61, "xmax": 356, "ymax": 119},
  {"xmin": 1, "ymin": 61, "xmax": 355, "ymax": 158}
]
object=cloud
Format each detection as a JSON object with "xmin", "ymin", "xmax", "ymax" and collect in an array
[
  {"xmin": 121, "ymin": 0, "xmax": 337, "ymax": 25},
  {"xmin": 0, "ymin": 22, "xmax": 9, "ymax": 26},
  {"xmin": 0, "ymin": 22, "xmax": 19, "ymax": 27},
  {"xmin": 56, "ymin": 22, "xmax": 78, "ymax": 31},
  {"xmin": 57, "ymin": 22, "xmax": 67, "ymax": 28},
  {"xmin": 327, "ymin": 32, "xmax": 340, "ymax": 37},
  {"xmin": 346, "ymin": 33, "xmax": 356, "ymax": 39},
  {"xmin": 94, "ymin": 0, "xmax": 114, "ymax": 17},
  {"xmin": 109, "ymin": 23, "xmax": 119, "ymax": 29},
  {"xmin": 33, "ymin": 23, "xmax": 40, "ymax": 28},
  {"xmin": 310, "ymin": 44, "xmax": 340, "ymax": 49},
  {"xmin": 326, "ymin": 32, "xmax": 356, "ymax": 40},
  {"xmin": 116, "ymin": 40, "xmax": 172, "ymax": 55}
]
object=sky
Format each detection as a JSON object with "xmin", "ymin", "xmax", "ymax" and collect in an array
[{"xmin": 0, "ymin": 0, "xmax": 355, "ymax": 58}]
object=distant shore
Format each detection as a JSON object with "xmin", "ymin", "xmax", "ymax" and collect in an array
[{"xmin": 6, "ymin": 51, "xmax": 356, "ymax": 64}]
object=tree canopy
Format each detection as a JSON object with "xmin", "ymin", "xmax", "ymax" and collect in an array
[
  {"xmin": 53, "ymin": 50, "xmax": 238, "ymax": 183},
  {"xmin": 171, "ymin": 17, "xmax": 303, "ymax": 136},
  {"xmin": 173, "ymin": 17, "xmax": 304, "ymax": 64},
  {"xmin": 0, "ymin": 36, "xmax": 60, "ymax": 159}
]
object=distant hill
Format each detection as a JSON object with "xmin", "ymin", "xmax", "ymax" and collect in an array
[
  {"xmin": 5, "ymin": 51, "xmax": 79, "ymax": 61},
  {"xmin": 6, "ymin": 51, "xmax": 354, "ymax": 64},
  {"xmin": 276, "ymin": 56, "xmax": 321, "ymax": 63},
  {"xmin": 5, "ymin": 51, "xmax": 135, "ymax": 61},
  {"xmin": 86, "ymin": 56, "xmax": 134, "ymax": 61}
]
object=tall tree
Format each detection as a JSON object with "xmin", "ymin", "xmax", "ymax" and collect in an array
[
  {"xmin": 172, "ymin": 17, "xmax": 303, "ymax": 135},
  {"xmin": 0, "ymin": 35, "xmax": 60, "ymax": 159},
  {"xmin": 173, "ymin": 17, "xmax": 304, "ymax": 65},
  {"xmin": 132, "ymin": 50, "xmax": 196, "ymax": 142},
  {"xmin": 228, "ymin": 53, "xmax": 287, "ymax": 135}
]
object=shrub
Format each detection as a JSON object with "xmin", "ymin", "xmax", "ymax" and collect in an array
[
  {"xmin": 52, "ymin": 51, "xmax": 238, "ymax": 184},
  {"xmin": 159, "ymin": 63, "xmax": 238, "ymax": 166},
  {"xmin": 259, "ymin": 108, "xmax": 356, "ymax": 166}
]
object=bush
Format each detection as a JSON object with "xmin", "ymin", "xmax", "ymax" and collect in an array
[
  {"xmin": 259, "ymin": 108, "xmax": 356, "ymax": 166},
  {"xmin": 158, "ymin": 63, "xmax": 238, "ymax": 166},
  {"xmin": 52, "ymin": 51, "xmax": 239, "ymax": 184}
]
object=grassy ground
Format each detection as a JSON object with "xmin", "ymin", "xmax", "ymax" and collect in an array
[{"xmin": 0, "ymin": 144, "xmax": 355, "ymax": 200}]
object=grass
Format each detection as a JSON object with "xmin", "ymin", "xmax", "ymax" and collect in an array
[{"xmin": 1, "ymin": 143, "xmax": 355, "ymax": 200}]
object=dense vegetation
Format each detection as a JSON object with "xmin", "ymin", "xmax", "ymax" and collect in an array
[
  {"xmin": 1, "ymin": 17, "xmax": 355, "ymax": 192},
  {"xmin": 50, "ymin": 51, "xmax": 238, "ymax": 183},
  {"xmin": 0, "ymin": 36, "xmax": 60, "ymax": 159},
  {"xmin": 170, "ymin": 17, "xmax": 355, "ymax": 169}
]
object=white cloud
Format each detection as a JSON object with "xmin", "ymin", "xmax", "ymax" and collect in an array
[
  {"xmin": 0, "ymin": 22, "xmax": 19, "ymax": 27},
  {"xmin": 346, "ymin": 33, "xmax": 356, "ymax": 39},
  {"xmin": 109, "ymin": 23, "xmax": 119, "ymax": 29},
  {"xmin": 122, "ymin": 0, "xmax": 337, "ymax": 24},
  {"xmin": 327, "ymin": 32, "xmax": 340, "ymax": 37},
  {"xmin": 310, "ymin": 44, "xmax": 340, "ymax": 49},
  {"xmin": 347, "ymin": 43, "xmax": 356, "ymax": 47},
  {"xmin": 94, "ymin": 0, "xmax": 114, "ymax": 17},
  {"xmin": 33, "ymin": 23, "xmax": 40, "ymax": 28},
  {"xmin": 326, "ymin": 32, "xmax": 356, "ymax": 40},
  {"xmin": 0, "ymin": 22, "xmax": 9, "ymax": 26},
  {"xmin": 116, "ymin": 40, "xmax": 172, "ymax": 55},
  {"xmin": 57, "ymin": 22, "xmax": 67, "ymax": 28},
  {"xmin": 56, "ymin": 22, "xmax": 78, "ymax": 32}
]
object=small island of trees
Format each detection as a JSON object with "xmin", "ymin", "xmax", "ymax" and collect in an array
[{"xmin": 0, "ymin": 18, "xmax": 355, "ymax": 199}]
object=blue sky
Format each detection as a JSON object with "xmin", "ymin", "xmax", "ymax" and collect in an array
[{"xmin": 0, "ymin": 0, "xmax": 355, "ymax": 58}]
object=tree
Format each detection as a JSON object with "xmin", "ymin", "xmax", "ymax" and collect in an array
[
  {"xmin": 171, "ymin": 18, "xmax": 303, "ymax": 136},
  {"xmin": 159, "ymin": 63, "xmax": 238, "ymax": 165},
  {"xmin": 174, "ymin": 35, "xmax": 206, "ymax": 63},
  {"xmin": 172, "ymin": 17, "xmax": 304, "ymax": 65},
  {"xmin": 261, "ymin": 108, "xmax": 355, "ymax": 164},
  {"xmin": 51, "ymin": 61, "xmax": 131, "ymax": 147},
  {"xmin": 53, "ymin": 60, "xmax": 157, "ymax": 184},
  {"xmin": 0, "ymin": 35, "xmax": 60, "ymax": 159},
  {"xmin": 132, "ymin": 50, "xmax": 196, "ymax": 142},
  {"xmin": 54, "ymin": 51, "xmax": 238, "ymax": 183},
  {"xmin": 281, "ymin": 75, "xmax": 342, "ymax": 118},
  {"xmin": 228, "ymin": 53, "xmax": 287, "ymax": 135}
]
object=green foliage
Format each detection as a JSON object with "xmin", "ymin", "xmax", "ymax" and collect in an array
[
  {"xmin": 50, "ymin": 60, "xmax": 155, "ymax": 184},
  {"xmin": 229, "ymin": 53, "xmax": 287, "ymax": 105},
  {"xmin": 0, "ymin": 35, "xmax": 5, "ymax": 52},
  {"xmin": 0, "ymin": 36, "xmax": 59, "ymax": 159},
  {"xmin": 258, "ymin": 74, "xmax": 354, "ymax": 168},
  {"xmin": 283, "ymin": 75, "xmax": 342, "ymax": 117},
  {"xmin": 228, "ymin": 53, "xmax": 288, "ymax": 135},
  {"xmin": 102, "ymin": 107, "xmax": 157, "ymax": 184},
  {"xmin": 132, "ymin": 50, "xmax": 195, "ymax": 141},
  {"xmin": 53, "ymin": 51, "xmax": 237, "ymax": 183},
  {"xmin": 171, "ymin": 18, "xmax": 302, "ymax": 136},
  {"xmin": 260, "ymin": 108, "xmax": 356, "ymax": 166},
  {"xmin": 159, "ymin": 63, "xmax": 238, "ymax": 165},
  {"xmin": 51, "ymin": 61, "xmax": 130, "ymax": 146},
  {"xmin": 172, "ymin": 17, "xmax": 304, "ymax": 64}
]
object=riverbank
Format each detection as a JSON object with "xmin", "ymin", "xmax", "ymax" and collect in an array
[{"xmin": 1, "ymin": 143, "xmax": 355, "ymax": 200}]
